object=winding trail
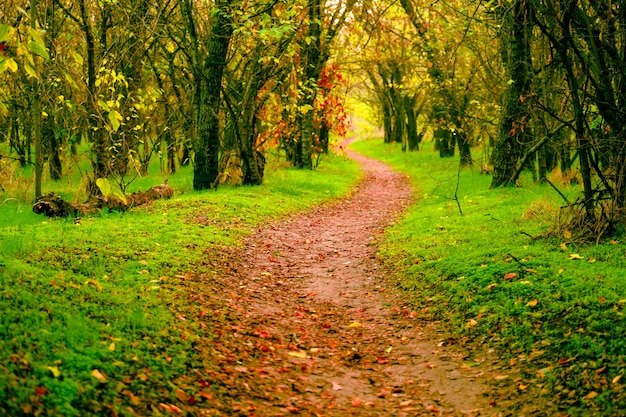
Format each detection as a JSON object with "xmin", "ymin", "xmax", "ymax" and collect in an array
[{"xmin": 209, "ymin": 144, "xmax": 501, "ymax": 416}]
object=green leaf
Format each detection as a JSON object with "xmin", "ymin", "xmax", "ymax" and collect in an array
[
  {"xmin": 24, "ymin": 63, "xmax": 39, "ymax": 79},
  {"xmin": 28, "ymin": 28, "xmax": 50, "ymax": 61},
  {"xmin": 108, "ymin": 110, "xmax": 122, "ymax": 132},
  {"xmin": 96, "ymin": 178, "xmax": 112, "ymax": 197},
  {"xmin": 111, "ymin": 188, "xmax": 128, "ymax": 205},
  {"xmin": 0, "ymin": 24, "xmax": 12, "ymax": 43}
]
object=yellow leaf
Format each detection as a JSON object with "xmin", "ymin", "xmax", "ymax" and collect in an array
[
  {"xmin": 613, "ymin": 375, "xmax": 622, "ymax": 384},
  {"xmin": 348, "ymin": 322, "xmax": 362, "ymax": 328},
  {"xmin": 569, "ymin": 254, "xmax": 584, "ymax": 260},
  {"xmin": 584, "ymin": 391, "xmax": 598, "ymax": 400},
  {"xmin": 563, "ymin": 230, "xmax": 572, "ymax": 239},
  {"xmin": 287, "ymin": 350, "xmax": 307, "ymax": 359},
  {"xmin": 526, "ymin": 299, "xmax": 538, "ymax": 308},
  {"xmin": 24, "ymin": 63, "xmax": 38, "ymax": 79},
  {"xmin": 466, "ymin": 318, "xmax": 478, "ymax": 329},
  {"xmin": 91, "ymin": 369, "xmax": 107, "ymax": 383},
  {"xmin": 47, "ymin": 366, "xmax": 61, "ymax": 378},
  {"xmin": 6, "ymin": 58, "xmax": 18, "ymax": 73},
  {"xmin": 108, "ymin": 342, "xmax": 115, "ymax": 352}
]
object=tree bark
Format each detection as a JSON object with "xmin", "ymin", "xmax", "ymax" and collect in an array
[
  {"xmin": 193, "ymin": 0, "xmax": 233, "ymax": 190},
  {"xmin": 491, "ymin": 0, "xmax": 533, "ymax": 188}
]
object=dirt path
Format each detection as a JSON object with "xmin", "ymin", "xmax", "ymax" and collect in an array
[{"xmin": 202, "ymin": 145, "xmax": 502, "ymax": 416}]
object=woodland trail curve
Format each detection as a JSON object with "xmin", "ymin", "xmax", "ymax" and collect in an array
[{"xmin": 204, "ymin": 143, "xmax": 502, "ymax": 416}]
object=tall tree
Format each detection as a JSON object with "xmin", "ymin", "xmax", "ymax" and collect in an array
[{"xmin": 490, "ymin": 0, "xmax": 534, "ymax": 187}]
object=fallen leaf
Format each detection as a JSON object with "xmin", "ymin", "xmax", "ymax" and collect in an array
[
  {"xmin": 376, "ymin": 357, "xmax": 389, "ymax": 364},
  {"xmin": 613, "ymin": 375, "xmax": 622, "ymax": 384},
  {"xmin": 348, "ymin": 322, "xmax": 362, "ymax": 328},
  {"xmin": 108, "ymin": 342, "xmax": 115, "ymax": 352},
  {"xmin": 377, "ymin": 388, "xmax": 392, "ymax": 397},
  {"xmin": 122, "ymin": 390, "xmax": 140, "ymax": 405},
  {"xmin": 584, "ymin": 391, "xmax": 598, "ymax": 400},
  {"xmin": 35, "ymin": 387, "xmax": 47, "ymax": 396},
  {"xmin": 287, "ymin": 351, "xmax": 307, "ymax": 359},
  {"xmin": 487, "ymin": 283, "xmax": 497, "ymax": 290},
  {"xmin": 351, "ymin": 397, "xmax": 362, "ymax": 407},
  {"xmin": 518, "ymin": 383, "xmax": 528, "ymax": 390},
  {"xmin": 503, "ymin": 272, "xmax": 518, "ymax": 280},
  {"xmin": 526, "ymin": 299, "xmax": 538, "ymax": 307},
  {"xmin": 47, "ymin": 366, "xmax": 61, "ymax": 378},
  {"xmin": 175, "ymin": 389, "xmax": 191, "ymax": 402},
  {"xmin": 466, "ymin": 318, "xmax": 478, "ymax": 329},
  {"xmin": 331, "ymin": 381, "xmax": 343, "ymax": 390},
  {"xmin": 569, "ymin": 253, "xmax": 584, "ymax": 260},
  {"xmin": 91, "ymin": 369, "xmax": 107, "ymax": 383},
  {"xmin": 159, "ymin": 403, "xmax": 183, "ymax": 413}
]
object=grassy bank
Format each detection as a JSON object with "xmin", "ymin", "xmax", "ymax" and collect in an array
[
  {"xmin": 350, "ymin": 138, "xmax": 626, "ymax": 416},
  {"xmin": 0, "ymin": 154, "xmax": 360, "ymax": 416}
]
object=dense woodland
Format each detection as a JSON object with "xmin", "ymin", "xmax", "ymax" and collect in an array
[{"xmin": 1, "ymin": 0, "xmax": 625, "ymax": 238}]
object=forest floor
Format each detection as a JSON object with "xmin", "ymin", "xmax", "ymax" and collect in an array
[{"xmin": 191, "ymin": 143, "xmax": 519, "ymax": 416}]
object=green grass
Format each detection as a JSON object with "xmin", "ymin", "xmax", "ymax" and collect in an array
[
  {"xmin": 350, "ymin": 138, "xmax": 626, "ymax": 416},
  {"xmin": 0, "ymin": 152, "xmax": 359, "ymax": 416}
]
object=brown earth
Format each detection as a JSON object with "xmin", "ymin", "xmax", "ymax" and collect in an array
[{"xmin": 188, "ymin": 144, "xmax": 516, "ymax": 416}]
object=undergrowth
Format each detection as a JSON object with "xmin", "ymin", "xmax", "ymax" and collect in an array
[
  {"xmin": 0, "ymin": 153, "xmax": 359, "ymax": 416},
  {"xmin": 351, "ymin": 139, "xmax": 626, "ymax": 416}
]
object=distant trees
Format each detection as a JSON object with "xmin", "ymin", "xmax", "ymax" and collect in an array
[{"xmin": 353, "ymin": 0, "xmax": 500, "ymax": 165}]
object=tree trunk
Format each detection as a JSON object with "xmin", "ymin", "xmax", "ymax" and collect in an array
[
  {"xmin": 382, "ymin": 100, "xmax": 393, "ymax": 144},
  {"xmin": 405, "ymin": 96, "xmax": 419, "ymax": 151},
  {"xmin": 491, "ymin": 0, "xmax": 533, "ymax": 188},
  {"xmin": 193, "ymin": 1, "xmax": 232, "ymax": 190},
  {"xmin": 45, "ymin": 120, "xmax": 62, "ymax": 181},
  {"xmin": 31, "ymin": 0, "xmax": 44, "ymax": 199},
  {"xmin": 458, "ymin": 133, "xmax": 472, "ymax": 166}
]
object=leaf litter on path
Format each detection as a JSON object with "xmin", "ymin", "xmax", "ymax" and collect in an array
[{"xmin": 180, "ymin": 142, "xmax": 512, "ymax": 416}]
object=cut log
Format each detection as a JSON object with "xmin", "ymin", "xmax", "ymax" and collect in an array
[{"xmin": 33, "ymin": 182, "xmax": 174, "ymax": 217}]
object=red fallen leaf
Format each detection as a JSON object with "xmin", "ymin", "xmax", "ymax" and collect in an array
[
  {"xmin": 197, "ymin": 391, "xmax": 213, "ymax": 401},
  {"xmin": 197, "ymin": 379, "xmax": 211, "ymax": 387},
  {"xmin": 322, "ymin": 322, "xmax": 331, "ymax": 328},
  {"xmin": 504, "ymin": 272, "xmax": 518, "ymax": 280},
  {"xmin": 286, "ymin": 405, "xmax": 299, "ymax": 413},
  {"xmin": 351, "ymin": 397, "xmax": 363, "ymax": 407},
  {"xmin": 268, "ymin": 257, "xmax": 280, "ymax": 263},
  {"xmin": 35, "ymin": 387, "xmax": 47, "ymax": 396},
  {"xmin": 376, "ymin": 357, "xmax": 389, "ymax": 364},
  {"xmin": 258, "ymin": 345, "xmax": 271, "ymax": 352}
]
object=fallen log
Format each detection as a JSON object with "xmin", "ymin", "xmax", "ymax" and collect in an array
[{"xmin": 33, "ymin": 181, "xmax": 174, "ymax": 217}]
